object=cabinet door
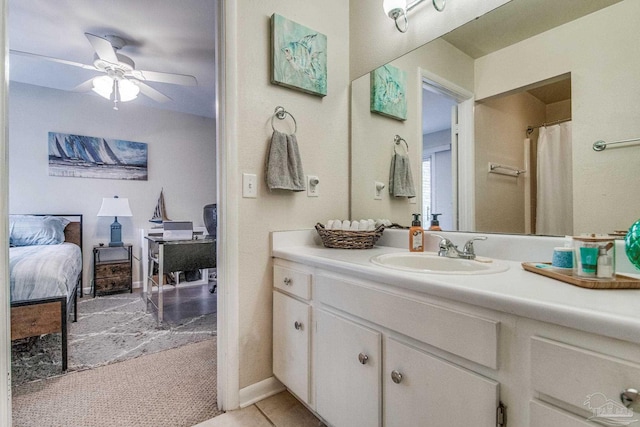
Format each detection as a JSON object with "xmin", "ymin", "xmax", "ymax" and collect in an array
[
  {"xmin": 273, "ymin": 291, "xmax": 310, "ymax": 404},
  {"xmin": 384, "ymin": 337, "xmax": 499, "ymax": 427},
  {"xmin": 316, "ymin": 309, "xmax": 382, "ymax": 427}
]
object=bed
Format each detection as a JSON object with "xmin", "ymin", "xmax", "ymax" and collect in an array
[{"xmin": 9, "ymin": 214, "xmax": 83, "ymax": 371}]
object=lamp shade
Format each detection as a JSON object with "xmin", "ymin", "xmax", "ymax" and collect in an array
[
  {"xmin": 92, "ymin": 75, "xmax": 114, "ymax": 99},
  {"xmin": 118, "ymin": 79, "xmax": 140, "ymax": 102},
  {"xmin": 97, "ymin": 197, "xmax": 133, "ymax": 217}
]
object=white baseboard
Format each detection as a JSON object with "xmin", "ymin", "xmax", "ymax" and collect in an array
[{"xmin": 238, "ymin": 376, "xmax": 285, "ymax": 408}]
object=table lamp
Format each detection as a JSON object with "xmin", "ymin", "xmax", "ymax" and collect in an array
[{"xmin": 97, "ymin": 196, "xmax": 133, "ymax": 247}]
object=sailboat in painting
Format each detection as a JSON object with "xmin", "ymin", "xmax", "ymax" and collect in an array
[{"xmin": 150, "ymin": 189, "xmax": 171, "ymax": 224}]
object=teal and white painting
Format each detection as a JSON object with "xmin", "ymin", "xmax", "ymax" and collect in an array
[
  {"xmin": 271, "ymin": 14, "xmax": 327, "ymax": 97},
  {"xmin": 48, "ymin": 132, "xmax": 148, "ymax": 180},
  {"xmin": 370, "ymin": 64, "xmax": 407, "ymax": 121}
]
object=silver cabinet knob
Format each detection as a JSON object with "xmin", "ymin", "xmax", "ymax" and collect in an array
[
  {"xmin": 391, "ymin": 370, "xmax": 403, "ymax": 384},
  {"xmin": 358, "ymin": 353, "xmax": 369, "ymax": 365},
  {"xmin": 294, "ymin": 321, "xmax": 303, "ymax": 330},
  {"xmin": 283, "ymin": 277, "xmax": 292, "ymax": 285},
  {"xmin": 621, "ymin": 388, "xmax": 639, "ymax": 410}
]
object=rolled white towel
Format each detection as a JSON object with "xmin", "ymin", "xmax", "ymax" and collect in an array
[
  {"xmin": 326, "ymin": 220, "xmax": 335, "ymax": 229},
  {"xmin": 332, "ymin": 220, "xmax": 343, "ymax": 230},
  {"xmin": 350, "ymin": 221, "xmax": 360, "ymax": 231},
  {"xmin": 342, "ymin": 220, "xmax": 352, "ymax": 230},
  {"xmin": 358, "ymin": 219, "xmax": 368, "ymax": 230},
  {"xmin": 367, "ymin": 219, "xmax": 376, "ymax": 230}
]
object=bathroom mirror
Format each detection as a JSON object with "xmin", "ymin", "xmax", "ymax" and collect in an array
[{"xmin": 350, "ymin": 0, "xmax": 640, "ymax": 236}]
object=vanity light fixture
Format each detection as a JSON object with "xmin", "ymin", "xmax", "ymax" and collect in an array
[{"xmin": 383, "ymin": 0, "xmax": 445, "ymax": 33}]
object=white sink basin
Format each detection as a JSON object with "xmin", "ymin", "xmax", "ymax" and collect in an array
[{"xmin": 370, "ymin": 252, "xmax": 509, "ymax": 275}]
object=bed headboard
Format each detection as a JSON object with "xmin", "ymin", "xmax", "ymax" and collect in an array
[{"xmin": 64, "ymin": 219, "xmax": 82, "ymax": 248}]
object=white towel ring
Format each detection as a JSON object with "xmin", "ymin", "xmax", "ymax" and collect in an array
[
  {"xmin": 272, "ymin": 106, "xmax": 298, "ymax": 134},
  {"xmin": 393, "ymin": 135, "xmax": 409, "ymax": 154}
]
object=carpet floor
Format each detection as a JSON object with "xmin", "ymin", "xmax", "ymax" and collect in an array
[
  {"xmin": 11, "ymin": 290, "xmax": 216, "ymax": 386},
  {"xmin": 12, "ymin": 338, "xmax": 223, "ymax": 427}
]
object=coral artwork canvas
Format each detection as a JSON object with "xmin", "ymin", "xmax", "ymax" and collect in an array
[{"xmin": 271, "ymin": 14, "xmax": 327, "ymax": 97}]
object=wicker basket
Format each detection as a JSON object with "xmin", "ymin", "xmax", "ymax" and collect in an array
[{"xmin": 315, "ymin": 223, "xmax": 384, "ymax": 249}]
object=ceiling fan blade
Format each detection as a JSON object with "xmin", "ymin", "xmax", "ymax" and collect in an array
[
  {"xmin": 85, "ymin": 33, "xmax": 119, "ymax": 64},
  {"xmin": 9, "ymin": 50, "xmax": 96, "ymax": 70},
  {"xmin": 72, "ymin": 78, "xmax": 97, "ymax": 93},
  {"xmin": 131, "ymin": 69, "xmax": 197, "ymax": 86},
  {"xmin": 134, "ymin": 81, "xmax": 172, "ymax": 103}
]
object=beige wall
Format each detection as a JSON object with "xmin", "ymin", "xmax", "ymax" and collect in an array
[
  {"xmin": 229, "ymin": 0, "xmax": 350, "ymax": 388},
  {"xmin": 351, "ymin": 39, "xmax": 474, "ymax": 225},
  {"xmin": 349, "ymin": 0, "xmax": 510, "ymax": 81},
  {"xmin": 474, "ymin": 92, "xmax": 545, "ymax": 233},
  {"xmin": 475, "ymin": 0, "xmax": 640, "ymax": 233}
]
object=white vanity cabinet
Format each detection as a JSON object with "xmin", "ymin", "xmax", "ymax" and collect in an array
[
  {"xmin": 529, "ymin": 335, "xmax": 640, "ymax": 426},
  {"xmin": 315, "ymin": 309, "xmax": 382, "ymax": 427},
  {"xmin": 384, "ymin": 336, "xmax": 499, "ymax": 427},
  {"xmin": 272, "ymin": 264, "xmax": 312, "ymax": 405},
  {"xmin": 272, "ymin": 259, "xmax": 503, "ymax": 427}
]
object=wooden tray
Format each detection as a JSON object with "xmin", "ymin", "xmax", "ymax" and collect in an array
[{"xmin": 521, "ymin": 262, "xmax": 640, "ymax": 289}]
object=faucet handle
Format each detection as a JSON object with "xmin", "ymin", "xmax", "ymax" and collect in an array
[{"xmin": 463, "ymin": 236, "xmax": 488, "ymax": 256}]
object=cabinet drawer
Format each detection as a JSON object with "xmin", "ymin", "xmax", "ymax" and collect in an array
[
  {"xmin": 530, "ymin": 400, "xmax": 593, "ymax": 427},
  {"xmin": 95, "ymin": 276, "xmax": 131, "ymax": 293},
  {"xmin": 316, "ymin": 273, "xmax": 499, "ymax": 369},
  {"xmin": 274, "ymin": 265, "xmax": 311, "ymax": 300},
  {"xmin": 96, "ymin": 262, "xmax": 131, "ymax": 278},
  {"xmin": 531, "ymin": 336, "xmax": 640, "ymax": 414}
]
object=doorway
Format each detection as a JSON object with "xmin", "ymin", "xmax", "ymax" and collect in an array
[
  {"xmin": 1, "ymin": 0, "xmax": 225, "ymax": 422},
  {"xmin": 420, "ymin": 72, "xmax": 474, "ymax": 232}
]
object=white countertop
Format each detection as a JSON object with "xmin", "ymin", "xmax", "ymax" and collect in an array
[{"xmin": 272, "ymin": 230, "xmax": 640, "ymax": 345}]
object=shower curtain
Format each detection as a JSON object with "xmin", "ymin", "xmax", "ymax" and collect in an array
[{"xmin": 536, "ymin": 122, "xmax": 573, "ymax": 235}]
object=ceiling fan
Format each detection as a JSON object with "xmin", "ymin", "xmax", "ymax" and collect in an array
[{"xmin": 10, "ymin": 33, "xmax": 198, "ymax": 110}]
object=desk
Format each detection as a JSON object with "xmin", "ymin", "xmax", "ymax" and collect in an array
[{"xmin": 145, "ymin": 236, "xmax": 216, "ymax": 323}]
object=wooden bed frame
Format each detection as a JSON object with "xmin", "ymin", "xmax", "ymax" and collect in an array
[{"xmin": 10, "ymin": 214, "xmax": 83, "ymax": 372}]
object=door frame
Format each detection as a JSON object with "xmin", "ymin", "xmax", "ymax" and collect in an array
[{"xmin": 420, "ymin": 68, "xmax": 475, "ymax": 231}]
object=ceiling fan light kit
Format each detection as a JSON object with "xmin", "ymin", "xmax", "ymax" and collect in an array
[{"xmin": 10, "ymin": 32, "xmax": 197, "ymax": 110}]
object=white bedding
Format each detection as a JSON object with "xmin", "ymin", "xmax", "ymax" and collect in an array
[{"xmin": 9, "ymin": 242, "xmax": 82, "ymax": 303}]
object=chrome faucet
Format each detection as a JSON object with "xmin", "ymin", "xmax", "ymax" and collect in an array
[{"xmin": 433, "ymin": 235, "xmax": 487, "ymax": 260}]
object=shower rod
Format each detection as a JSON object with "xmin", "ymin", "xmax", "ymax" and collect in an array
[{"xmin": 526, "ymin": 117, "xmax": 571, "ymax": 135}]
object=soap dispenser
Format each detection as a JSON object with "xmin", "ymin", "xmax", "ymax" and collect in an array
[
  {"xmin": 409, "ymin": 213, "xmax": 424, "ymax": 252},
  {"xmin": 428, "ymin": 213, "xmax": 442, "ymax": 231}
]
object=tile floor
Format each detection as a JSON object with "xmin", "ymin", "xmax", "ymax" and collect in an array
[{"xmin": 194, "ymin": 391, "xmax": 325, "ymax": 427}]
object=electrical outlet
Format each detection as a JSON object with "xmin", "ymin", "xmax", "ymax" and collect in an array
[
  {"xmin": 307, "ymin": 175, "xmax": 320, "ymax": 197},
  {"xmin": 374, "ymin": 181, "xmax": 385, "ymax": 200},
  {"xmin": 242, "ymin": 173, "xmax": 257, "ymax": 198},
  {"xmin": 408, "ymin": 197, "xmax": 417, "ymax": 204}
]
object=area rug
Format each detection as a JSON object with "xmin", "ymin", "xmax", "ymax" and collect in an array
[
  {"xmin": 11, "ymin": 291, "xmax": 216, "ymax": 386},
  {"xmin": 12, "ymin": 338, "xmax": 223, "ymax": 427}
]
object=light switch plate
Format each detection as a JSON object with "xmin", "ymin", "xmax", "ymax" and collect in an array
[
  {"xmin": 408, "ymin": 197, "xmax": 417, "ymax": 204},
  {"xmin": 307, "ymin": 175, "xmax": 319, "ymax": 197},
  {"xmin": 243, "ymin": 173, "xmax": 257, "ymax": 198},
  {"xmin": 374, "ymin": 181, "xmax": 385, "ymax": 200}
]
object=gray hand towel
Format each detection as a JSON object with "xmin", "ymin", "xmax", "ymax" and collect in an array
[
  {"xmin": 389, "ymin": 153, "xmax": 416, "ymax": 198},
  {"xmin": 266, "ymin": 130, "xmax": 306, "ymax": 191}
]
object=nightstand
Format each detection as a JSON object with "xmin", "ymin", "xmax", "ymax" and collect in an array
[{"xmin": 93, "ymin": 244, "xmax": 133, "ymax": 297}]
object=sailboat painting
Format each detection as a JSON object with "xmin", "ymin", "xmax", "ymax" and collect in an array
[{"xmin": 48, "ymin": 132, "xmax": 148, "ymax": 180}]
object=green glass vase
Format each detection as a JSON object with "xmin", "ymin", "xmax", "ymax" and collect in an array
[{"xmin": 625, "ymin": 218, "xmax": 640, "ymax": 270}]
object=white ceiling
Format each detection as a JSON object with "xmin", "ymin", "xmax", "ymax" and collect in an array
[{"xmin": 8, "ymin": 0, "xmax": 217, "ymax": 118}]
